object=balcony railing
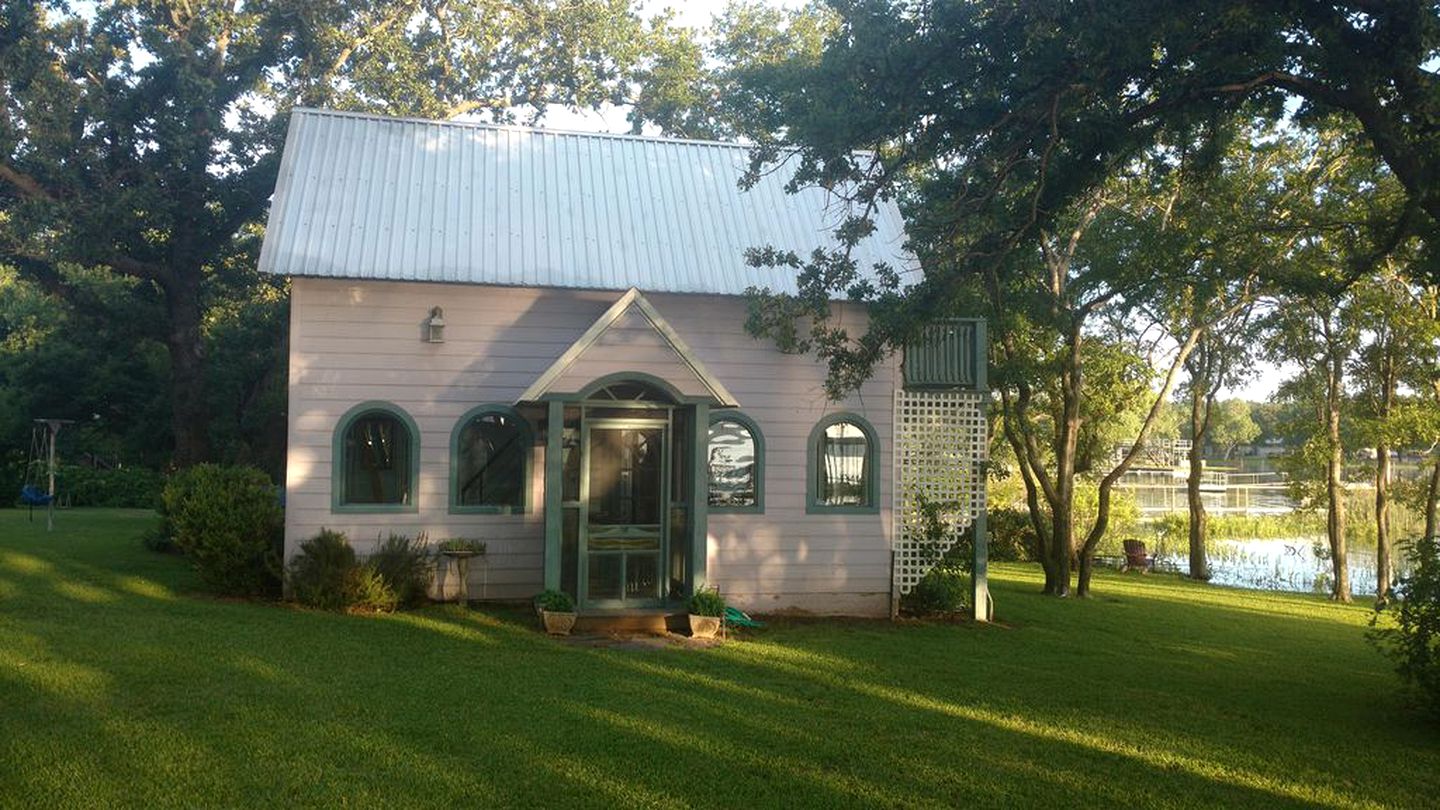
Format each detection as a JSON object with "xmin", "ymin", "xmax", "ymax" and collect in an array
[{"xmin": 902, "ymin": 319, "xmax": 986, "ymax": 391}]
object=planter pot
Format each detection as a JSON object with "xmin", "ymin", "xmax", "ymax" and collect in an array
[
  {"xmin": 688, "ymin": 614, "xmax": 722, "ymax": 639},
  {"xmin": 542, "ymin": 610, "xmax": 577, "ymax": 636}
]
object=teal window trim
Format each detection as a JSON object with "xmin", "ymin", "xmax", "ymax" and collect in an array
[
  {"xmin": 806, "ymin": 411, "xmax": 880, "ymax": 515},
  {"xmin": 449, "ymin": 404, "xmax": 533, "ymax": 515},
  {"xmin": 331, "ymin": 401, "xmax": 421, "ymax": 514},
  {"xmin": 540, "ymin": 371, "xmax": 721, "ymax": 405},
  {"xmin": 707, "ymin": 410, "xmax": 764, "ymax": 514}
]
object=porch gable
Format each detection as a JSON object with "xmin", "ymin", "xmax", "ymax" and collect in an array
[{"xmin": 516, "ymin": 288, "xmax": 740, "ymax": 407}]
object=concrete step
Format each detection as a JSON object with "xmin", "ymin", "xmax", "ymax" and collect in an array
[{"xmin": 573, "ymin": 610, "xmax": 683, "ymax": 635}]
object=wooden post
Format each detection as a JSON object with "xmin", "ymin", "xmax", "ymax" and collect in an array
[
  {"xmin": 688, "ymin": 402, "xmax": 709, "ymax": 594},
  {"xmin": 543, "ymin": 400, "xmax": 563, "ymax": 592},
  {"xmin": 972, "ymin": 508, "xmax": 991, "ymax": 622}
]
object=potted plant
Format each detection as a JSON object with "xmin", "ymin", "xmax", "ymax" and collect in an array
[
  {"xmin": 687, "ymin": 588, "xmax": 726, "ymax": 639},
  {"xmin": 437, "ymin": 538, "xmax": 486, "ymax": 603},
  {"xmin": 535, "ymin": 589, "xmax": 577, "ymax": 635}
]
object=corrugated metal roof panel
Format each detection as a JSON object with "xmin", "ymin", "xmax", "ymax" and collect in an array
[{"xmin": 258, "ymin": 108, "xmax": 918, "ymax": 296}]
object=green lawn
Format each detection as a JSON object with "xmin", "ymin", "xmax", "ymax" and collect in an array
[{"xmin": 1, "ymin": 510, "xmax": 1436, "ymax": 808}]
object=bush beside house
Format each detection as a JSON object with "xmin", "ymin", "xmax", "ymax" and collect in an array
[
  {"xmin": 162, "ymin": 464, "xmax": 283, "ymax": 597},
  {"xmin": 288, "ymin": 528, "xmax": 433, "ymax": 613}
]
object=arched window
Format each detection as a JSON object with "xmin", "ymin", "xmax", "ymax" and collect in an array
[
  {"xmin": 333, "ymin": 402, "xmax": 419, "ymax": 511},
  {"xmin": 807, "ymin": 413, "xmax": 879, "ymax": 514},
  {"xmin": 451, "ymin": 405, "xmax": 531, "ymax": 513},
  {"xmin": 708, "ymin": 412, "xmax": 764, "ymax": 513}
]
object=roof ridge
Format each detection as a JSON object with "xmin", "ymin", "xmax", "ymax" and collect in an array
[{"xmin": 290, "ymin": 106, "xmax": 761, "ymax": 151}]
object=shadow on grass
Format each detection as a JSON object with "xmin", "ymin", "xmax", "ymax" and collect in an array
[{"xmin": 2, "ymin": 511, "xmax": 1436, "ymax": 808}]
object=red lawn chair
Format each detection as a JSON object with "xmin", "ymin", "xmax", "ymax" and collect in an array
[{"xmin": 1122, "ymin": 539, "xmax": 1154, "ymax": 573}]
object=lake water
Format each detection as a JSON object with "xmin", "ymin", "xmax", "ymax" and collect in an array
[{"xmin": 1146, "ymin": 538, "xmax": 1408, "ymax": 597}]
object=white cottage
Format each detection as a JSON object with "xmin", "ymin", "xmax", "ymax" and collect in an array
[{"xmin": 259, "ymin": 108, "xmax": 989, "ymax": 619}]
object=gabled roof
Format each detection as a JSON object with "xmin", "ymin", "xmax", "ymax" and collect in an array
[
  {"xmin": 517, "ymin": 288, "xmax": 740, "ymax": 407},
  {"xmin": 257, "ymin": 108, "xmax": 916, "ymax": 296}
]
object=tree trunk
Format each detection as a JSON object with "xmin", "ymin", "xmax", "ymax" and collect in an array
[
  {"xmin": 1375, "ymin": 441, "xmax": 1392, "ymax": 604},
  {"xmin": 1076, "ymin": 551, "xmax": 1094, "ymax": 596},
  {"xmin": 1187, "ymin": 386, "xmax": 1211, "ymax": 581},
  {"xmin": 1326, "ymin": 399, "xmax": 1351, "ymax": 602},
  {"xmin": 164, "ymin": 272, "xmax": 211, "ymax": 468},
  {"xmin": 1047, "ymin": 491, "xmax": 1074, "ymax": 596},
  {"xmin": 1425, "ymin": 449, "xmax": 1440, "ymax": 541},
  {"xmin": 1043, "ymin": 326, "xmax": 1084, "ymax": 598}
]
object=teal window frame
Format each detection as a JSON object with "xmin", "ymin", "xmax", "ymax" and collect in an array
[
  {"xmin": 449, "ymin": 404, "xmax": 533, "ymax": 515},
  {"xmin": 707, "ymin": 410, "xmax": 764, "ymax": 514},
  {"xmin": 332, "ymin": 401, "xmax": 421, "ymax": 513},
  {"xmin": 806, "ymin": 412, "xmax": 880, "ymax": 515}
]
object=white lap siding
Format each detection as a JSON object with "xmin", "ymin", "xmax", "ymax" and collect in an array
[{"xmin": 285, "ymin": 278, "xmax": 897, "ymax": 613}]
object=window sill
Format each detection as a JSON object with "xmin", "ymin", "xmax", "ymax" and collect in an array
[
  {"xmin": 710, "ymin": 505, "xmax": 764, "ymax": 515},
  {"xmin": 448, "ymin": 505, "xmax": 528, "ymax": 516},
  {"xmin": 805, "ymin": 504, "xmax": 880, "ymax": 515},
  {"xmin": 332, "ymin": 503, "xmax": 419, "ymax": 514}
]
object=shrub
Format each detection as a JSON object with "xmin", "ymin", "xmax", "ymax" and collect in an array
[
  {"xmin": 437, "ymin": 537, "xmax": 487, "ymax": 555},
  {"xmin": 289, "ymin": 529, "xmax": 413, "ymax": 613},
  {"xmin": 60, "ymin": 464, "xmax": 164, "ymax": 508},
  {"xmin": 535, "ymin": 589, "xmax": 574, "ymax": 613},
  {"xmin": 288, "ymin": 529, "xmax": 359, "ymax": 610},
  {"xmin": 987, "ymin": 507, "xmax": 1035, "ymax": 562},
  {"xmin": 139, "ymin": 523, "xmax": 178, "ymax": 554},
  {"xmin": 162, "ymin": 464, "xmax": 283, "ymax": 597},
  {"xmin": 369, "ymin": 532, "xmax": 434, "ymax": 607},
  {"xmin": 688, "ymin": 587, "xmax": 726, "ymax": 617},
  {"xmin": 1372, "ymin": 537, "xmax": 1440, "ymax": 720},
  {"xmin": 902, "ymin": 566, "xmax": 968, "ymax": 616},
  {"xmin": 348, "ymin": 563, "xmax": 399, "ymax": 613}
]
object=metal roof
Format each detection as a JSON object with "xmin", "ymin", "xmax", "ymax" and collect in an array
[{"xmin": 257, "ymin": 108, "xmax": 917, "ymax": 295}]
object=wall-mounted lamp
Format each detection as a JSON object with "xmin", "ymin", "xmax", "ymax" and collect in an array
[{"xmin": 423, "ymin": 306, "xmax": 446, "ymax": 343}]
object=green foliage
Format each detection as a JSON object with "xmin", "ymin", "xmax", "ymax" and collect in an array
[
  {"xmin": 0, "ymin": 1, "xmax": 672, "ymax": 465},
  {"xmin": 1371, "ymin": 537, "xmax": 1440, "ymax": 720},
  {"xmin": 368, "ymin": 533, "xmax": 434, "ymax": 608},
  {"xmin": 1205, "ymin": 400, "xmax": 1262, "ymax": 458},
  {"xmin": 987, "ymin": 507, "xmax": 1035, "ymax": 562},
  {"xmin": 0, "ymin": 267, "xmax": 172, "ymax": 471},
  {"xmin": 162, "ymin": 464, "xmax": 282, "ymax": 597},
  {"xmin": 989, "ymin": 473, "xmax": 1140, "ymax": 552},
  {"xmin": 688, "ymin": 587, "xmax": 726, "ymax": 617},
  {"xmin": 288, "ymin": 529, "xmax": 422, "ymax": 613},
  {"xmin": 56, "ymin": 464, "xmax": 163, "ymax": 508},
  {"xmin": 288, "ymin": 529, "xmax": 359, "ymax": 611},
  {"xmin": 901, "ymin": 567, "xmax": 968, "ymax": 616},
  {"xmin": 139, "ymin": 523, "xmax": 178, "ymax": 555},
  {"xmin": 437, "ymin": 537, "xmax": 487, "ymax": 555},
  {"xmin": 630, "ymin": 1, "xmax": 837, "ymax": 140},
  {"xmin": 347, "ymin": 563, "xmax": 400, "ymax": 614},
  {"xmin": 1146, "ymin": 490, "xmax": 1428, "ymax": 552},
  {"xmin": 534, "ymin": 589, "xmax": 574, "ymax": 613}
]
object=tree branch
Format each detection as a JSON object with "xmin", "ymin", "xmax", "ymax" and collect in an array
[{"xmin": 0, "ymin": 164, "xmax": 58, "ymax": 202}]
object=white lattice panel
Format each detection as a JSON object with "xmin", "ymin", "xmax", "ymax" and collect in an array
[{"xmin": 893, "ymin": 390, "xmax": 988, "ymax": 594}]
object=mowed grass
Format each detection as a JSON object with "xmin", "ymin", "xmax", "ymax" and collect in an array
[{"xmin": 1, "ymin": 510, "xmax": 1436, "ymax": 809}]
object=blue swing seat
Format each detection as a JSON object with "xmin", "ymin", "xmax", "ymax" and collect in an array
[{"xmin": 20, "ymin": 485, "xmax": 53, "ymax": 507}]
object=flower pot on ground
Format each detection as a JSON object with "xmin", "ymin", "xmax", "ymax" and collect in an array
[
  {"xmin": 535, "ymin": 589, "xmax": 577, "ymax": 636},
  {"xmin": 687, "ymin": 588, "xmax": 726, "ymax": 639}
]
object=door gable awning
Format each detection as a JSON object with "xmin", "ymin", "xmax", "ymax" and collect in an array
[{"xmin": 517, "ymin": 288, "xmax": 741, "ymax": 407}]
